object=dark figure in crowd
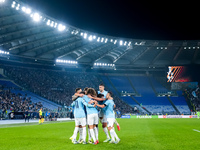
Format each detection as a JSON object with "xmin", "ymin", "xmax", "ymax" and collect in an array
[{"xmin": 25, "ymin": 109, "xmax": 29, "ymax": 123}]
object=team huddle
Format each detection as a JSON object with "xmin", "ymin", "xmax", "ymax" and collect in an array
[{"xmin": 70, "ymin": 84, "xmax": 120, "ymax": 145}]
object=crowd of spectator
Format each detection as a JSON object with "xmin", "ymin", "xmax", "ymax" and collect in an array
[
  {"xmin": 4, "ymin": 66, "xmax": 133, "ymax": 114},
  {"xmin": 0, "ymin": 89, "xmax": 44, "ymax": 116},
  {"xmin": 183, "ymin": 86, "xmax": 200, "ymax": 111}
]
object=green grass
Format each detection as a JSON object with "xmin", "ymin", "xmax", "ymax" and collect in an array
[{"xmin": 0, "ymin": 118, "xmax": 200, "ymax": 150}]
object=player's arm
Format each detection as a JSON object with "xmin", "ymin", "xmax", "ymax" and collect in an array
[
  {"xmin": 88, "ymin": 100, "xmax": 97, "ymax": 104},
  {"xmin": 82, "ymin": 99, "xmax": 97, "ymax": 108},
  {"xmin": 74, "ymin": 93, "xmax": 84, "ymax": 97},
  {"xmin": 72, "ymin": 93, "xmax": 84, "ymax": 101},
  {"xmin": 70, "ymin": 101, "xmax": 75, "ymax": 107},
  {"xmin": 72, "ymin": 95, "xmax": 78, "ymax": 101},
  {"xmin": 96, "ymin": 103, "xmax": 106, "ymax": 108},
  {"xmin": 87, "ymin": 95, "xmax": 106, "ymax": 101}
]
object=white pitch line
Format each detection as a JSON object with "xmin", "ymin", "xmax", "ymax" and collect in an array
[{"xmin": 193, "ymin": 129, "xmax": 200, "ymax": 133}]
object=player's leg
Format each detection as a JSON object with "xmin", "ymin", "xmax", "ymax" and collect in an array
[
  {"xmin": 71, "ymin": 118, "xmax": 80, "ymax": 143},
  {"xmin": 88, "ymin": 114, "xmax": 97, "ymax": 144},
  {"xmin": 39, "ymin": 116, "xmax": 41, "ymax": 124},
  {"xmin": 107, "ymin": 118, "xmax": 120, "ymax": 144},
  {"xmin": 94, "ymin": 124, "xmax": 99, "ymax": 143},
  {"xmin": 78, "ymin": 125, "xmax": 83, "ymax": 143},
  {"xmin": 114, "ymin": 119, "xmax": 120, "ymax": 131},
  {"xmin": 41, "ymin": 116, "xmax": 44, "ymax": 123},
  {"xmin": 82, "ymin": 125, "xmax": 87, "ymax": 144},
  {"xmin": 93, "ymin": 114, "xmax": 99, "ymax": 143},
  {"xmin": 81, "ymin": 118, "xmax": 87, "ymax": 144},
  {"xmin": 102, "ymin": 115, "xmax": 111, "ymax": 142},
  {"xmin": 87, "ymin": 125, "xmax": 92, "ymax": 143}
]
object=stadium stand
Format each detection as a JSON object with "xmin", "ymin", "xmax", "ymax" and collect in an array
[
  {"xmin": 3, "ymin": 66, "xmax": 134, "ymax": 114},
  {"xmin": 100, "ymin": 74, "xmax": 190, "ymax": 115}
]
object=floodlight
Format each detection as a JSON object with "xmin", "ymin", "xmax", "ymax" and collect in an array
[
  {"xmin": 120, "ymin": 40, "xmax": 123, "ymax": 46},
  {"xmin": 22, "ymin": 6, "xmax": 26, "ymax": 12},
  {"xmin": 105, "ymin": 38, "xmax": 108, "ymax": 43},
  {"xmin": 88, "ymin": 35, "xmax": 93, "ymax": 41},
  {"xmin": 54, "ymin": 22, "xmax": 57, "ymax": 28},
  {"xmin": 33, "ymin": 13, "xmax": 41, "ymax": 22},
  {"xmin": 83, "ymin": 33, "xmax": 87, "ymax": 39},
  {"xmin": 26, "ymin": 8, "xmax": 31, "ymax": 14},
  {"xmin": 97, "ymin": 37, "xmax": 100, "ymax": 42},
  {"xmin": 58, "ymin": 24, "xmax": 66, "ymax": 31},
  {"xmin": 47, "ymin": 20, "xmax": 50, "ymax": 25},
  {"xmin": 124, "ymin": 41, "xmax": 127, "ymax": 46}
]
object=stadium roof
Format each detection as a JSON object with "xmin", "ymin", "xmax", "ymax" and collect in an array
[{"xmin": 0, "ymin": 0, "xmax": 200, "ymax": 69}]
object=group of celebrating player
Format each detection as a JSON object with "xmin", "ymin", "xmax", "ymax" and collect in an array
[{"xmin": 70, "ymin": 84, "xmax": 120, "ymax": 145}]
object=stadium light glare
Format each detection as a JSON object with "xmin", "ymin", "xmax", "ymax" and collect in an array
[
  {"xmin": 25, "ymin": 8, "xmax": 31, "ymax": 14},
  {"xmin": 124, "ymin": 41, "xmax": 127, "ymax": 46},
  {"xmin": 0, "ymin": 50, "xmax": 9, "ymax": 55},
  {"xmin": 33, "ymin": 13, "xmax": 41, "ymax": 22},
  {"xmin": 88, "ymin": 35, "xmax": 93, "ymax": 41},
  {"xmin": 101, "ymin": 38, "xmax": 104, "ymax": 43},
  {"xmin": 120, "ymin": 40, "xmax": 123, "ymax": 46},
  {"xmin": 93, "ymin": 35, "xmax": 96, "ymax": 39},
  {"xmin": 105, "ymin": 38, "xmax": 108, "ymax": 43},
  {"xmin": 47, "ymin": 19, "xmax": 50, "ymax": 25},
  {"xmin": 0, "ymin": 0, "xmax": 5, "ymax": 3},
  {"xmin": 15, "ymin": 4, "xmax": 20, "ymax": 10},
  {"xmin": 114, "ymin": 40, "xmax": 117, "ymax": 44},
  {"xmin": 58, "ymin": 24, "xmax": 66, "ymax": 31},
  {"xmin": 83, "ymin": 33, "xmax": 87, "ymax": 39},
  {"xmin": 22, "ymin": 6, "xmax": 26, "ymax": 12},
  {"xmin": 56, "ymin": 59, "xmax": 78, "ymax": 65},
  {"xmin": 97, "ymin": 37, "xmax": 100, "ymax": 42}
]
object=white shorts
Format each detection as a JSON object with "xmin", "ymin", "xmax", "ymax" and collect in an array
[
  {"xmin": 75, "ymin": 118, "xmax": 86, "ymax": 126},
  {"xmin": 87, "ymin": 114, "xmax": 99, "ymax": 125},
  {"xmin": 107, "ymin": 118, "xmax": 115, "ymax": 127}
]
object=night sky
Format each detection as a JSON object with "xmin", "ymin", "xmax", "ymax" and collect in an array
[{"xmin": 21, "ymin": 0, "xmax": 200, "ymax": 40}]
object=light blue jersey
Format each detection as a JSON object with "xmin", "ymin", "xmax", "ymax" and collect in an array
[
  {"xmin": 98, "ymin": 90, "xmax": 108, "ymax": 113},
  {"xmin": 104, "ymin": 99, "xmax": 115, "ymax": 118},
  {"xmin": 83, "ymin": 95, "xmax": 98, "ymax": 115},
  {"xmin": 71, "ymin": 97, "xmax": 94, "ymax": 118},
  {"xmin": 98, "ymin": 90, "xmax": 108, "ymax": 99}
]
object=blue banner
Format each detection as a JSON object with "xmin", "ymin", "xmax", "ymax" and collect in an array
[{"xmin": 121, "ymin": 115, "xmax": 130, "ymax": 118}]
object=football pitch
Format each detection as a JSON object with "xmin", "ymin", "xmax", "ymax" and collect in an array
[{"xmin": 0, "ymin": 118, "xmax": 200, "ymax": 150}]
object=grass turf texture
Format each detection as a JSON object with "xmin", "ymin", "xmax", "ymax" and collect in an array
[{"xmin": 0, "ymin": 119, "xmax": 200, "ymax": 150}]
